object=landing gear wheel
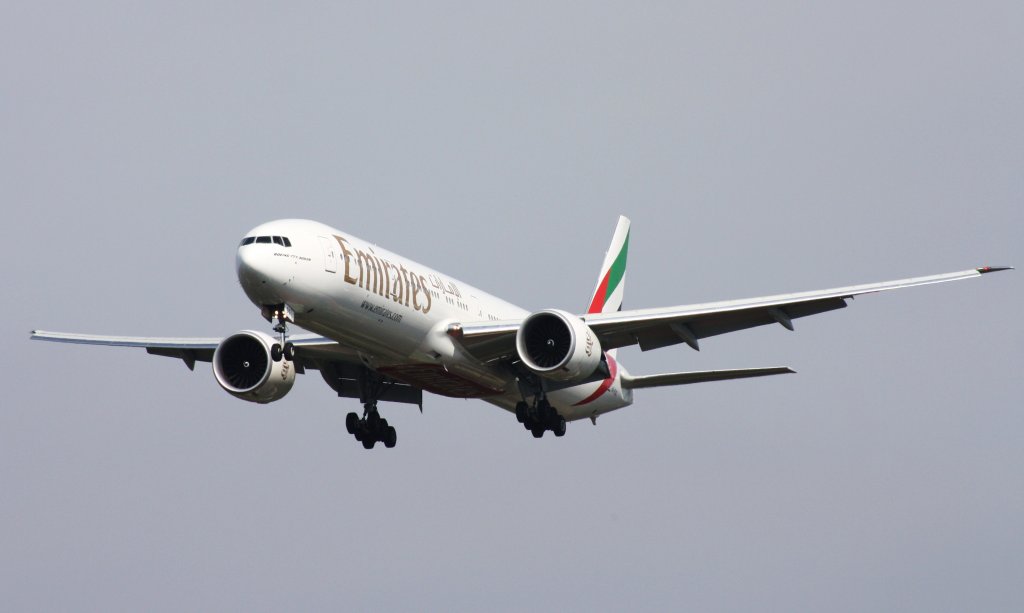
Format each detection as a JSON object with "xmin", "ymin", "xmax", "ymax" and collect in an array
[
  {"xmin": 343, "ymin": 369, "xmax": 406, "ymax": 449},
  {"xmin": 270, "ymin": 343, "xmax": 283, "ymax": 362},
  {"xmin": 515, "ymin": 402, "xmax": 528, "ymax": 424},
  {"xmin": 283, "ymin": 342, "xmax": 296, "ymax": 361},
  {"xmin": 345, "ymin": 412, "xmax": 359, "ymax": 434},
  {"xmin": 553, "ymin": 416, "xmax": 566, "ymax": 437},
  {"xmin": 531, "ymin": 426, "xmax": 545, "ymax": 438}
]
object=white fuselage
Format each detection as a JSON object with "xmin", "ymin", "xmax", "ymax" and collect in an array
[{"xmin": 236, "ymin": 219, "xmax": 633, "ymax": 421}]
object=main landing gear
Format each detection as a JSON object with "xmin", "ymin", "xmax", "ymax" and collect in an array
[
  {"xmin": 345, "ymin": 404, "xmax": 398, "ymax": 449},
  {"xmin": 344, "ymin": 368, "xmax": 399, "ymax": 450},
  {"xmin": 264, "ymin": 303, "xmax": 399, "ymax": 450},
  {"xmin": 515, "ymin": 396, "xmax": 566, "ymax": 439}
]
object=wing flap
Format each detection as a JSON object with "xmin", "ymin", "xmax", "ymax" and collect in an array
[
  {"xmin": 145, "ymin": 347, "xmax": 211, "ymax": 370},
  {"xmin": 633, "ymin": 296, "xmax": 849, "ymax": 351}
]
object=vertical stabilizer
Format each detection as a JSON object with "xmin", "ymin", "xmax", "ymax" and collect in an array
[{"xmin": 587, "ymin": 216, "xmax": 630, "ymax": 315}]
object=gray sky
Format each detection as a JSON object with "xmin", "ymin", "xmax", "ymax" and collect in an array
[{"xmin": 3, "ymin": 2, "xmax": 1022, "ymax": 611}]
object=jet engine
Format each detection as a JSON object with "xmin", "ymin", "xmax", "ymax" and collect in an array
[
  {"xmin": 515, "ymin": 309, "xmax": 602, "ymax": 382},
  {"xmin": 213, "ymin": 330, "xmax": 295, "ymax": 403}
]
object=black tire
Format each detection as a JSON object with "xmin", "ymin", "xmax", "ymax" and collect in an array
[
  {"xmin": 515, "ymin": 402, "xmax": 527, "ymax": 423},
  {"xmin": 383, "ymin": 426, "xmax": 397, "ymax": 448},
  {"xmin": 531, "ymin": 426, "xmax": 545, "ymax": 439},
  {"xmin": 362, "ymin": 437, "xmax": 376, "ymax": 449},
  {"xmin": 553, "ymin": 416, "xmax": 566, "ymax": 437},
  {"xmin": 345, "ymin": 412, "xmax": 359, "ymax": 434},
  {"xmin": 365, "ymin": 410, "xmax": 379, "ymax": 428},
  {"xmin": 270, "ymin": 343, "xmax": 283, "ymax": 362},
  {"xmin": 283, "ymin": 342, "xmax": 296, "ymax": 361}
]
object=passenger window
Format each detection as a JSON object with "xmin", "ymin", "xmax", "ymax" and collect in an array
[
  {"xmin": 256, "ymin": 236, "xmax": 271, "ymax": 244},
  {"xmin": 241, "ymin": 237, "xmax": 255, "ymax": 246},
  {"xmin": 282, "ymin": 237, "xmax": 292, "ymax": 247},
  {"xmin": 272, "ymin": 236, "xmax": 284, "ymax": 246}
]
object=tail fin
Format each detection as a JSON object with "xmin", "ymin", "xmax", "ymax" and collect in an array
[{"xmin": 587, "ymin": 215, "xmax": 631, "ymax": 314}]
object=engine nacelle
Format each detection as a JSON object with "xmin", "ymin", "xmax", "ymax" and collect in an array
[
  {"xmin": 212, "ymin": 330, "xmax": 295, "ymax": 403},
  {"xmin": 515, "ymin": 309, "xmax": 602, "ymax": 382}
]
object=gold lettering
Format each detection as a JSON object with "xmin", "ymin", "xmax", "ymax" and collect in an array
[
  {"xmin": 389, "ymin": 263, "xmax": 404, "ymax": 303},
  {"xmin": 418, "ymin": 275, "xmax": 432, "ymax": 314},
  {"xmin": 335, "ymin": 236, "xmax": 358, "ymax": 285},
  {"xmin": 372, "ymin": 254, "xmax": 388, "ymax": 298},
  {"xmin": 355, "ymin": 249, "xmax": 380, "ymax": 293},
  {"xmin": 333, "ymin": 235, "xmax": 432, "ymax": 316},
  {"xmin": 379, "ymin": 260, "xmax": 389, "ymax": 297},
  {"xmin": 410, "ymin": 274, "xmax": 420, "ymax": 311},
  {"xmin": 399, "ymin": 266, "xmax": 412, "ymax": 307}
]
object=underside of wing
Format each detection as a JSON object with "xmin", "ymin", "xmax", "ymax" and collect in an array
[
  {"xmin": 453, "ymin": 266, "xmax": 1010, "ymax": 360},
  {"xmin": 30, "ymin": 330, "xmax": 352, "ymax": 372},
  {"xmin": 31, "ymin": 329, "xmax": 425, "ymax": 408},
  {"xmin": 622, "ymin": 367, "xmax": 795, "ymax": 389},
  {"xmin": 584, "ymin": 267, "xmax": 1009, "ymax": 352}
]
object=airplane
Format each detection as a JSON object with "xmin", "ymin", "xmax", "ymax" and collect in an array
[{"xmin": 31, "ymin": 217, "xmax": 1010, "ymax": 449}]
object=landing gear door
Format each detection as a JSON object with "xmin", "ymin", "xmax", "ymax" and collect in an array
[{"xmin": 318, "ymin": 236, "xmax": 338, "ymax": 273}]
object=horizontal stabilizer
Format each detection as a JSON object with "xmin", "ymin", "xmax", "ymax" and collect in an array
[{"xmin": 621, "ymin": 367, "xmax": 794, "ymax": 389}]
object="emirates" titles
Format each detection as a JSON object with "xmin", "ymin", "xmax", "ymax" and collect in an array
[{"xmin": 335, "ymin": 236, "xmax": 433, "ymax": 315}]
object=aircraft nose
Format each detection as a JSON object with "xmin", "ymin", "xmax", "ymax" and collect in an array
[
  {"xmin": 236, "ymin": 238, "xmax": 295, "ymax": 301},
  {"xmin": 236, "ymin": 243, "xmax": 262, "ymax": 285},
  {"xmin": 235, "ymin": 241, "xmax": 286, "ymax": 301}
]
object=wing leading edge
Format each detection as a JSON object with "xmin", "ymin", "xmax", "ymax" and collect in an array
[
  {"xmin": 29, "ymin": 330, "xmax": 344, "ymax": 371},
  {"xmin": 455, "ymin": 266, "xmax": 1012, "ymax": 360}
]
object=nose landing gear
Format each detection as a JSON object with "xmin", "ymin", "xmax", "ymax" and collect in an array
[{"xmin": 267, "ymin": 305, "xmax": 295, "ymax": 363}]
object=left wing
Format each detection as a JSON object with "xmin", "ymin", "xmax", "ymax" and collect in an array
[
  {"xmin": 621, "ymin": 367, "xmax": 795, "ymax": 389},
  {"xmin": 454, "ymin": 266, "xmax": 1011, "ymax": 360}
]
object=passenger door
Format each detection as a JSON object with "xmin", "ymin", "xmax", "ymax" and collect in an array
[{"xmin": 318, "ymin": 236, "xmax": 338, "ymax": 273}]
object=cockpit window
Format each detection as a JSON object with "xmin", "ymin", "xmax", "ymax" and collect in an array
[{"xmin": 243, "ymin": 235, "xmax": 291, "ymax": 247}]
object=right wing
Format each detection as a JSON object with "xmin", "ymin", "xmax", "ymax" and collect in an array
[
  {"xmin": 29, "ymin": 330, "xmax": 352, "ymax": 371},
  {"xmin": 31, "ymin": 330, "xmax": 426, "ymax": 407}
]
